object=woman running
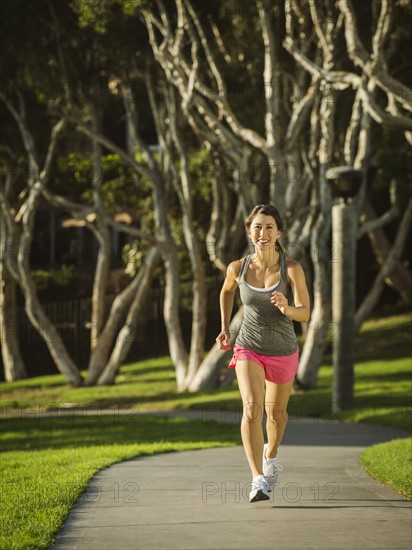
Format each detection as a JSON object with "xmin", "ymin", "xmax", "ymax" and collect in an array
[{"xmin": 216, "ymin": 204, "xmax": 310, "ymax": 502}]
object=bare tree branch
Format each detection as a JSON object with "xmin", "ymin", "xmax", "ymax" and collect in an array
[
  {"xmin": 357, "ymin": 180, "xmax": 400, "ymax": 239},
  {"xmin": 284, "ymin": 37, "xmax": 412, "ymax": 131},
  {"xmin": 259, "ymin": 0, "xmax": 280, "ymax": 150},
  {"xmin": 355, "ymin": 199, "xmax": 412, "ymax": 330},
  {"xmin": 338, "ymin": 0, "xmax": 412, "ymax": 113}
]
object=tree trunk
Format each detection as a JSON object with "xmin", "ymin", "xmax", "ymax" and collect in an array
[
  {"xmin": 89, "ymin": 192, "xmax": 111, "ymax": 351},
  {"xmin": 296, "ymin": 70, "xmax": 335, "ymax": 388},
  {"xmin": 179, "ymin": 193, "xmax": 208, "ymax": 386},
  {"xmin": 87, "ymin": 120, "xmax": 112, "ymax": 375},
  {"xmin": 205, "ymin": 150, "xmax": 231, "ymax": 275},
  {"xmin": 0, "ymin": 105, "xmax": 82, "ymax": 385},
  {"xmin": 161, "ymin": 239, "xmax": 189, "ymax": 391},
  {"xmin": 0, "ymin": 221, "xmax": 27, "ymax": 380},
  {"xmin": 184, "ymin": 253, "xmax": 207, "ymax": 384},
  {"xmin": 84, "ymin": 248, "xmax": 158, "ymax": 384},
  {"xmin": 97, "ymin": 247, "xmax": 161, "ymax": 385},
  {"xmin": 118, "ymin": 79, "xmax": 190, "ymax": 391},
  {"xmin": 19, "ymin": 271, "xmax": 83, "ymax": 386},
  {"xmin": 18, "ymin": 216, "xmax": 83, "ymax": 386},
  {"xmin": 296, "ymin": 213, "xmax": 332, "ymax": 388},
  {"xmin": 165, "ymin": 87, "xmax": 208, "ymax": 387}
]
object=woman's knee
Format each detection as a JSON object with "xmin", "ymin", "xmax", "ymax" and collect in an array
[
  {"xmin": 266, "ymin": 408, "xmax": 288, "ymax": 425},
  {"xmin": 242, "ymin": 400, "xmax": 264, "ymax": 423}
]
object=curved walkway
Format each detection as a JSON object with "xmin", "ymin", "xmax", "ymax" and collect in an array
[{"xmin": 51, "ymin": 412, "xmax": 411, "ymax": 550}]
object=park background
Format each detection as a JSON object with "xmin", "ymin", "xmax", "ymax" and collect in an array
[{"xmin": 0, "ymin": 1, "xmax": 411, "ymax": 549}]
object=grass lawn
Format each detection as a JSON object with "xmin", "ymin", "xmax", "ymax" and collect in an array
[
  {"xmin": 1, "ymin": 312, "xmax": 411, "ymax": 549},
  {"xmin": 0, "ymin": 415, "xmax": 241, "ymax": 550},
  {"xmin": 361, "ymin": 438, "xmax": 412, "ymax": 498}
]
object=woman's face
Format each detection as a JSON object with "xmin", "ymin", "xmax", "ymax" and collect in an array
[{"xmin": 249, "ymin": 213, "xmax": 280, "ymax": 249}]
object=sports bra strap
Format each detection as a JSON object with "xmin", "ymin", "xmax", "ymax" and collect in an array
[
  {"xmin": 238, "ymin": 254, "xmax": 252, "ymax": 280},
  {"xmin": 279, "ymin": 250, "xmax": 286, "ymax": 282}
]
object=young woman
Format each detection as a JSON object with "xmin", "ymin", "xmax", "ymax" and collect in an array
[{"xmin": 216, "ymin": 204, "xmax": 310, "ymax": 502}]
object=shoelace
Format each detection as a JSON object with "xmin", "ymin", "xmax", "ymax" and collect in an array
[{"xmin": 267, "ymin": 460, "xmax": 283, "ymax": 477}]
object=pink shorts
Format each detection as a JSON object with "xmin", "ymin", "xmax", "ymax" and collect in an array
[{"xmin": 228, "ymin": 344, "xmax": 299, "ymax": 384}]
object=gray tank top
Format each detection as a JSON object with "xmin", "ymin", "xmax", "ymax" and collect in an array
[{"xmin": 236, "ymin": 252, "xmax": 298, "ymax": 356}]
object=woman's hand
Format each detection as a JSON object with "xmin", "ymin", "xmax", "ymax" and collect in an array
[
  {"xmin": 216, "ymin": 330, "xmax": 231, "ymax": 350},
  {"xmin": 271, "ymin": 290, "xmax": 289, "ymax": 315}
]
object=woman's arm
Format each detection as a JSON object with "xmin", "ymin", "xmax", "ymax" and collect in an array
[
  {"xmin": 271, "ymin": 260, "xmax": 310, "ymax": 322},
  {"xmin": 216, "ymin": 260, "xmax": 241, "ymax": 349}
]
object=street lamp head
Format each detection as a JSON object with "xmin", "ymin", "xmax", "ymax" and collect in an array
[{"xmin": 326, "ymin": 166, "xmax": 363, "ymax": 202}]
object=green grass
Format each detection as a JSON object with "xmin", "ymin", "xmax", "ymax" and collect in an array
[
  {"xmin": 0, "ymin": 415, "xmax": 241, "ymax": 550},
  {"xmin": 361, "ymin": 438, "xmax": 412, "ymax": 498},
  {"xmin": 288, "ymin": 355, "xmax": 411, "ymax": 431}
]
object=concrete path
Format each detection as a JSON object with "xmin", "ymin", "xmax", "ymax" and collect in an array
[{"xmin": 51, "ymin": 414, "xmax": 411, "ymax": 550}]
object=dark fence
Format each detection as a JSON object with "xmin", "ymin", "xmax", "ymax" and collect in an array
[
  {"xmin": 12, "ymin": 289, "xmax": 168, "ymax": 378},
  {"xmin": 3, "ymin": 286, "xmax": 222, "ymax": 379}
]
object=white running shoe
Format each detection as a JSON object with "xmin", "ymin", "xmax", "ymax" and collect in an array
[
  {"xmin": 263, "ymin": 443, "xmax": 283, "ymax": 490},
  {"xmin": 249, "ymin": 474, "xmax": 270, "ymax": 502}
]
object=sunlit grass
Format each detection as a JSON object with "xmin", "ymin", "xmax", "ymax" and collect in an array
[
  {"xmin": 361, "ymin": 438, "xmax": 412, "ymax": 498},
  {"xmin": 0, "ymin": 415, "xmax": 241, "ymax": 550}
]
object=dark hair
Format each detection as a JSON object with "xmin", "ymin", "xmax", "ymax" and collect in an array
[
  {"xmin": 245, "ymin": 204, "xmax": 286, "ymax": 252},
  {"xmin": 245, "ymin": 204, "xmax": 284, "ymax": 231}
]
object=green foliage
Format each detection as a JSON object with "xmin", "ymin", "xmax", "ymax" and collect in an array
[
  {"xmin": 74, "ymin": 0, "xmax": 114, "ymax": 33},
  {"xmin": 121, "ymin": 0, "xmax": 150, "ymax": 15},
  {"xmin": 32, "ymin": 265, "xmax": 76, "ymax": 291},
  {"xmin": 121, "ymin": 240, "xmax": 147, "ymax": 276},
  {"xmin": 55, "ymin": 152, "xmax": 148, "ymax": 209},
  {"xmin": 73, "ymin": 0, "xmax": 148, "ymax": 32},
  {"xmin": 55, "ymin": 153, "xmax": 92, "ymax": 198},
  {"xmin": 188, "ymin": 148, "xmax": 213, "ymax": 202}
]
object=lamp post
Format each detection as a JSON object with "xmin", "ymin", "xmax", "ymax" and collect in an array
[{"xmin": 326, "ymin": 166, "xmax": 362, "ymax": 412}]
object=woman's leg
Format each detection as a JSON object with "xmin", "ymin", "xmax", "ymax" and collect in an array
[
  {"xmin": 235, "ymin": 360, "xmax": 266, "ymax": 477},
  {"xmin": 264, "ymin": 377, "xmax": 294, "ymax": 458}
]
